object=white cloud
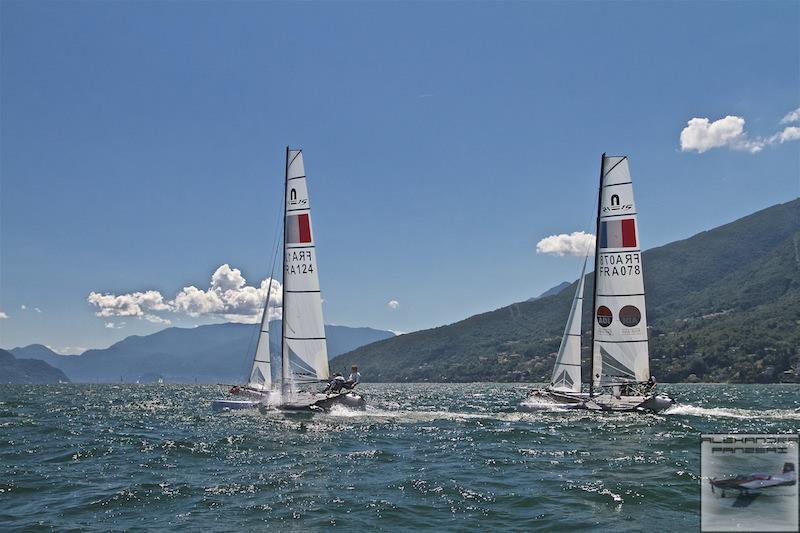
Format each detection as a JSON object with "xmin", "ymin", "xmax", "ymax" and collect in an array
[
  {"xmin": 536, "ymin": 231, "xmax": 595, "ymax": 257},
  {"xmin": 679, "ymin": 115, "xmax": 764, "ymax": 153},
  {"xmin": 387, "ymin": 300, "xmax": 400, "ymax": 310},
  {"xmin": 104, "ymin": 322, "xmax": 125, "ymax": 329},
  {"xmin": 780, "ymin": 107, "xmax": 800, "ymax": 124},
  {"xmin": 88, "ymin": 264, "xmax": 282, "ymax": 326},
  {"xmin": 172, "ymin": 264, "xmax": 282, "ymax": 323},
  {"xmin": 680, "ymin": 108, "xmax": 800, "ymax": 154},
  {"xmin": 34, "ymin": 307, "xmax": 42, "ymax": 313},
  {"xmin": 88, "ymin": 290, "xmax": 171, "ymax": 324},
  {"xmin": 775, "ymin": 126, "xmax": 800, "ymax": 143},
  {"xmin": 20, "ymin": 304, "xmax": 26, "ymax": 310},
  {"xmin": 0, "ymin": 311, "xmax": 8, "ymax": 319}
]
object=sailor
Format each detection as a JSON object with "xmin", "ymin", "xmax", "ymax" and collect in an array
[
  {"xmin": 344, "ymin": 365, "xmax": 361, "ymax": 389},
  {"xmin": 647, "ymin": 375, "xmax": 657, "ymax": 392},
  {"xmin": 327, "ymin": 372, "xmax": 346, "ymax": 393},
  {"xmin": 229, "ymin": 385, "xmax": 241, "ymax": 395}
]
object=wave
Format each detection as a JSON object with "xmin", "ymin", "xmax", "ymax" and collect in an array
[{"xmin": 663, "ymin": 404, "xmax": 800, "ymax": 420}]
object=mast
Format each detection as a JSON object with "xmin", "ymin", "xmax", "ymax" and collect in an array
[
  {"xmin": 588, "ymin": 152, "xmax": 604, "ymax": 398},
  {"xmin": 280, "ymin": 146, "xmax": 289, "ymax": 397}
]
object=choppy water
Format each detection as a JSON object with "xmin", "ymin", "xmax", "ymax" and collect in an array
[{"xmin": 1, "ymin": 383, "xmax": 798, "ymax": 531}]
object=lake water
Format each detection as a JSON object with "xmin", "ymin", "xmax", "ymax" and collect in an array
[{"xmin": 1, "ymin": 383, "xmax": 798, "ymax": 531}]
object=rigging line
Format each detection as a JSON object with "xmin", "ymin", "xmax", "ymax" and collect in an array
[
  {"xmin": 242, "ymin": 163, "xmax": 287, "ymax": 382},
  {"xmin": 288, "ymin": 148, "xmax": 302, "ymax": 169},
  {"xmin": 602, "ymin": 156, "xmax": 627, "ymax": 179}
]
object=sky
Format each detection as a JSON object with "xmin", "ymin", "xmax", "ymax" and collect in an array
[{"xmin": 1, "ymin": 1, "xmax": 798, "ymax": 353}]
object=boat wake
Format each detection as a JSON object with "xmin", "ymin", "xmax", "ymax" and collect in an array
[
  {"xmin": 663, "ymin": 404, "xmax": 800, "ymax": 420},
  {"xmin": 324, "ymin": 403, "xmax": 533, "ymax": 423},
  {"xmin": 518, "ymin": 399, "xmax": 573, "ymax": 412}
]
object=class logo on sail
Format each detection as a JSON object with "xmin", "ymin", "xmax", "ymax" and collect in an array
[
  {"xmin": 599, "ymin": 218, "xmax": 637, "ymax": 249},
  {"xmin": 601, "ymin": 193, "xmax": 633, "ymax": 214}
]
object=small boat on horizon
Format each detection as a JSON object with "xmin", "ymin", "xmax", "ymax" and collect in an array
[{"xmin": 521, "ymin": 154, "xmax": 675, "ymax": 413}]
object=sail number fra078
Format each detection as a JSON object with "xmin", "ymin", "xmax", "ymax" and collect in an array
[{"xmin": 598, "ymin": 252, "xmax": 641, "ymax": 277}]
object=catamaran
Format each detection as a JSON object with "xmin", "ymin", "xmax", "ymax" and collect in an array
[
  {"xmin": 522, "ymin": 257, "xmax": 590, "ymax": 409},
  {"xmin": 272, "ymin": 147, "xmax": 365, "ymax": 412},
  {"xmin": 211, "ymin": 279, "xmax": 278, "ymax": 411},
  {"xmin": 521, "ymin": 154, "xmax": 675, "ymax": 413},
  {"xmin": 213, "ymin": 147, "xmax": 366, "ymax": 413}
]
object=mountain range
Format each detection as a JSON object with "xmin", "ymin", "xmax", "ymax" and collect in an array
[
  {"xmin": 331, "ymin": 198, "xmax": 800, "ymax": 383},
  {"xmin": 527, "ymin": 281, "xmax": 570, "ymax": 301},
  {"xmin": 10, "ymin": 323, "xmax": 393, "ymax": 383},
  {"xmin": 0, "ymin": 349, "xmax": 69, "ymax": 384}
]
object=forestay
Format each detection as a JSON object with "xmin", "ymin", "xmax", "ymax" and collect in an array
[
  {"xmin": 281, "ymin": 149, "xmax": 329, "ymax": 391},
  {"xmin": 550, "ymin": 257, "xmax": 587, "ymax": 393},
  {"xmin": 591, "ymin": 156, "xmax": 650, "ymax": 388}
]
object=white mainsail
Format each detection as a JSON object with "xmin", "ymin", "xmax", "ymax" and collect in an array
[
  {"xmin": 245, "ymin": 281, "xmax": 274, "ymax": 391},
  {"xmin": 281, "ymin": 149, "xmax": 329, "ymax": 393},
  {"xmin": 591, "ymin": 155, "xmax": 650, "ymax": 389},
  {"xmin": 550, "ymin": 257, "xmax": 587, "ymax": 393}
]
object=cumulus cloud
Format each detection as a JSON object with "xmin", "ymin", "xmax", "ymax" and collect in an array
[
  {"xmin": 387, "ymin": 300, "xmax": 400, "ymax": 310},
  {"xmin": 34, "ymin": 307, "xmax": 42, "ymax": 313},
  {"xmin": 104, "ymin": 322, "xmax": 125, "ymax": 329},
  {"xmin": 680, "ymin": 108, "xmax": 800, "ymax": 154},
  {"xmin": 536, "ymin": 231, "xmax": 595, "ymax": 257},
  {"xmin": 780, "ymin": 107, "xmax": 800, "ymax": 124},
  {"xmin": 679, "ymin": 115, "xmax": 764, "ymax": 153},
  {"xmin": 20, "ymin": 304, "xmax": 26, "ymax": 310},
  {"xmin": 0, "ymin": 311, "xmax": 8, "ymax": 319},
  {"xmin": 88, "ymin": 264, "xmax": 282, "ymax": 326},
  {"xmin": 776, "ymin": 126, "xmax": 800, "ymax": 143},
  {"xmin": 173, "ymin": 264, "xmax": 282, "ymax": 323},
  {"xmin": 88, "ymin": 290, "xmax": 171, "ymax": 324}
]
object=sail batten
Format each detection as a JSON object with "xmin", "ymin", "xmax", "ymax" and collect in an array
[
  {"xmin": 281, "ymin": 149, "xmax": 329, "ymax": 395},
  {"xmin": 591, "ymin": 155, "xmax": 650, "ymax": 389}
]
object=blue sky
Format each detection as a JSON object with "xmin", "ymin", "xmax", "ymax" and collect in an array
[{"xmin": 1, "ymin": 1, "xmax": 798, "ymax": 353}]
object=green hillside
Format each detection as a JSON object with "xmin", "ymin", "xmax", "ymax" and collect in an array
[{"xmin": 331, "ymin": 199, "xmax": 800, "ymax": 383}]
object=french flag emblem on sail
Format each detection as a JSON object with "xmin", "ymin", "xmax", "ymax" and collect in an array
[
  {"xmin": 286, "ymin": 214, "xmax": 312, "ymax": 244},
  {"xmin": 599, "ymin": 219, "xmax": 637, "ymax": 248}
]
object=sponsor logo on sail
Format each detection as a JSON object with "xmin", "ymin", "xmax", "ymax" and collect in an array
[
  {"xmin": 596, "ymin": 306, "xmax": 613, "ymax": 327},
  {"xmin": 619, "ymin": 305, "xmax": 641, "ymax": 327}
]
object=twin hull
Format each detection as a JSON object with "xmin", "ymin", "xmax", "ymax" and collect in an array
[{"xmin": 521, "ymin": 389, "xmax": 675, "ymax": 413}]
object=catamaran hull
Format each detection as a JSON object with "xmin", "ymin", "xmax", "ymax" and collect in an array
[
  {"xmin": 314, "ymin": 391, "xmax": 367, "ymax": 411},
  {"xmin": 519, "ymin": 390, "xmax": 675, "ymax": 413},
  {"xmin": 519, "ymin": 389, "xmax": 588, "ymax": 411},
  {"xmin": 584, "ymin": 394, "xmax": 675, "ymax": 413},
  {"xmin": 269, "ymin": 391, "xmax": 367, "ymax": 413}
]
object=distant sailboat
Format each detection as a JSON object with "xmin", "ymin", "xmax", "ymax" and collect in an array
[
  {"xmin": 521, "ymin": 154, "xmax": 675, "ymax": 413},
  {"xmin": 211, "ymin": 278, "xmax": 278, "ymax": 411}
]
